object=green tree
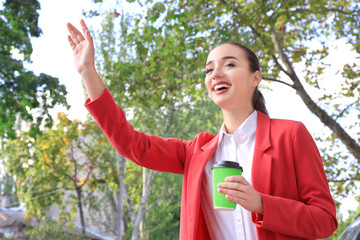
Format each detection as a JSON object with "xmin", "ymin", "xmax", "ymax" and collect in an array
[
  {"xmin": 323, "ymin": 203, "xmax": 360, "ymax": 239},
  {"xmin": 4, "ymin": 113, "xmax": 101, "ymax": 235},
  {"xmin": 0, "ymin": 0, "xmax": 68, "ymax": 139},
  {"xmin": 84, "ymin": 126, "xmax": 125, "ymax": 239}
]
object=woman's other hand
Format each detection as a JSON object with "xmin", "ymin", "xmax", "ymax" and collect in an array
[{"xmin": 218, "ymin": 175, "xmax": 264, "ymax": 214}]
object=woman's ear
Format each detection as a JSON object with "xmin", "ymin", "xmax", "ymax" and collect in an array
[{"xmin": 252, "ymin": 70, "xmax": 262, "ymax": 87}]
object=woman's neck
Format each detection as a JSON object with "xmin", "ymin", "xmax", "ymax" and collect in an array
[{"xmin": 222, "ymin": 107, "xmax": 255, "ymax": 134}]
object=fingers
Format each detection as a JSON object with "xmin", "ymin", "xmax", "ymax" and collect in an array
[
  {"xmin": 217, "ymin": 176, "xmax": 249, "ymax": 200},
  {"xmin": 216, "ymin": 175, "xmax": 248, "ymax": 194},
  {"xmin": 220, "ymin": 188, "xmax": 247, "ymax": 200},
  {"xmin": 225, "ymin": 175, "xmax": 248, "ymax": 185},
  {"xmin": 217, "ymin": 179, "xmax": 263, "ymax": 214},
  {"xmin": 225, "ymin": 192, "xmax": 246, "ymax": 203},
  {"xmin": 67, "ymin": 35, "xmax": 76, "ymax": 51},
  {"xmin": 218, "ymin": 182, "xmax": 245, "ymax": 191},
  {"xmin": 80, "ymin": 19, "xmax": 89, "ymax": 34},
  {"xmin": 217, "ymin": 181, "xmax": 249, "ymax": 197},
  {"xmin": 66, "ymin": 21, "xmax": 85, "ymax": 44},
  {"xmin": 84, "ymin": 29, "xmax": 93, "ymax": 42}
]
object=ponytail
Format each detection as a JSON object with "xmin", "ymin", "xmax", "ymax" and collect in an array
[{"xmin": 252, "ymin": 87, "xmax": 268, "ymax": 116}]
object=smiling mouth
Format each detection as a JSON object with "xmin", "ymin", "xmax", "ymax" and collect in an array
[{"xmin": 213, "ymin": 84, "xmax": 231, "ymax": 92}]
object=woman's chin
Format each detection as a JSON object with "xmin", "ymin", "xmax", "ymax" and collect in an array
[{"xmin": 211, "ymin": 98, "xmax": 231, "ymax": 109}]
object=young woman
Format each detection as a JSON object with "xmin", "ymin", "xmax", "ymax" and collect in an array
[{"xmin": 67, "ymin": 19, "xmax": 338, "ymax": 239}]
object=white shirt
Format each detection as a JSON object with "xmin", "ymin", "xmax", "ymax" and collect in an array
[{"xmin": 201, "ymin": 111, "xmax": 258, "ymax": 240}]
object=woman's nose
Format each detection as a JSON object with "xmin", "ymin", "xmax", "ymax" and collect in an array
[{"xmin": 211, "ymin": 66, "xmax": 223, "ymax": 79}]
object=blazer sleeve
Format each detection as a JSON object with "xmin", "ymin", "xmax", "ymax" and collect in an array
[
  {"xmin": 85, "ymin": 88, "xmax": 188, "ymax": 174},
  {"xmin": 252, "ymin": 122, "xmax": 338, "ymax": 238}
]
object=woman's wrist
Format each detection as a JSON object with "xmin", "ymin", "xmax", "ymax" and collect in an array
[{"xmin": 81, "ymin": 67, "xmax": 106, "ymax": 101}]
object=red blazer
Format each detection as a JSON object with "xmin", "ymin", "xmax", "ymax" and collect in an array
[{"xmin": 86, "ymin": 88, "xmax": 338, "ymax": 240}]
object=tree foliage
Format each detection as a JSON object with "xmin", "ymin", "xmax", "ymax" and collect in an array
[
  {"xmin": 0, "ymin": 0, "xmax": 68, "ymax": 139},
  {"xmin": 324, "ymin": 203, "xmax": 360, "ymax": 239},
  {"xmin": 88, "ymin": 0, "xmax": 360, "ymax": 201},
  {"xmin": 4, "ymin": 113, "xmax": 102, "ymax": 235}
]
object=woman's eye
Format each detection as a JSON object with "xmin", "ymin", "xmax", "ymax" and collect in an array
[
  {"xmin": 205, "ymin": 69, "xmax": 213, "ymax": 74},
  {"xmin": 226, "ymin": 63, "xmax": 235, "ymax": 67}
]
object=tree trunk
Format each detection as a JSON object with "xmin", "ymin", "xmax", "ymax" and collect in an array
[
  {"xmin": 131, "ymin": 169, "xmax": 157, "ymax": 240},
  {"xmin": 139, "ymin": 168, "xmax": 146, "ymax": 239},
  {"xmin": 117, "ymin": 153, "xmax": 126, "ymax": 240},
  {"xmin": 269, "ymin": 29, "xmax": 360, "ymax": 162},
  {"xmin": 76, "ymin": 186, "xmax": 86, "ymax": 235}
]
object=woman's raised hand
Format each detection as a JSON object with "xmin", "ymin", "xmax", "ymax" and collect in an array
[
  {"xmin": 66, "ymin": 19, "xmax": 95, "ymax": 75},
  {"xmin": 66, "ymin": 20, "xmax": 105, "ymax": 100}
]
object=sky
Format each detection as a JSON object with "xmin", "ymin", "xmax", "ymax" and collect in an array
[
  {"xmin": 19, "ymin": 0, "xmax": 359, "ymax": 220},
  {"xmin": 24, "ymin": 0, "xmax": 96, "ymax": 121}
]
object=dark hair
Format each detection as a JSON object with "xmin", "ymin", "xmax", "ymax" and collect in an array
[{"xmin": 217, "ymin": 42, "xmax": 269, "ymax": 116}]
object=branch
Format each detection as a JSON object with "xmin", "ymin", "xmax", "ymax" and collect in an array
[
  {"xmin": 123, "ymin": 185, "xmax": 136, "ymax": 223},
  {"xmin": 146, "ymin": 196, "xmax": 166, "ymax": 211},
  {"xmin": 270, "ymin": 53, "xmax": 289, "ymax": 75},
  {"xmin": 70, "ymin": 144, "xmax": 78, "ymax": 180},
  {"xmin": 133, "ymin": 169, "xmax": 157, "ymax": 227},
  {"xmin": 335, "ymin": 98, "xmax": 360, "ymax": 120},
  {"xmin": 328, "ymin": 177, "xmax": 360, "ymax": 183},
  {"xmin": 146, "ymin": 170, "xmax": 157, "ymax": 187},
  {"xmin": 269, "ymin": 25, "xmax": 296, "ymax": 78},
  {"xmin": 262, "ymin": 76, "xmax": 295, "ymax": 89},
  {"xmin": 78, "ymin": 168, "xmax": 94, "ymax": 189},
  {"xmin": 291, "ymin": 6, "xmax": 358, "ymax": 16},
  {"xmin": 146, "ymin": 194, "xmax": 181, "ymax": 212},
  {"xmin": 326, "ymin": 7, "xmax": 356, "ymax": 15},
  {"xmin": 248, "ymin": 24, "xmax": 293, "ymax": 79},
  {"xmin": 80, "ymin": 137, "xmax": 92, "ymax": 150},
  {"xmin": 61, "ymin": 145, "xmax": 77, "ymax": 183}
]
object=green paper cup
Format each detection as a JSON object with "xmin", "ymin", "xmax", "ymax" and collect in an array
[{"xmin": 212, "ymin": 161, "xmax": 243, "ymax": 211}]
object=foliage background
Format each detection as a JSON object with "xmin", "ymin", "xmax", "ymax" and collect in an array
[{"xmin": 0, "ymin": 0, "xmax": 359, "ymax": 239}]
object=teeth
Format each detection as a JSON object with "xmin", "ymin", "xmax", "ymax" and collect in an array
[{"xmin": 214, "ymin": 84, "xmax": 231, "ymax": 91}]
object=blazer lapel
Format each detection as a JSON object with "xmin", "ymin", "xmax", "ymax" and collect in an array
[
  {"xmin": 187, "ymin": 133, "xmax": 219, "ymax": 239},
  {"xmin": 252, "ymin": 112, "xmax": 273, "ymax": 194}
]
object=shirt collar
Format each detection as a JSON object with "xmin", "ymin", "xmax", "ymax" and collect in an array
[{"xmin": 218, "ymin": 110, "xmax": 257, "ymax": 145}]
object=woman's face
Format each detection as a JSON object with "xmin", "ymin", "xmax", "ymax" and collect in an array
[{"xmin": 204, "ymin": 44, "xmax": 261, "ymax": 112}]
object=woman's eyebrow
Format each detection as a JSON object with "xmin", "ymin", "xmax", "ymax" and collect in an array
[{"xmin": 205, "ymin": 56, "xmax": 239, "ymax": 67}]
